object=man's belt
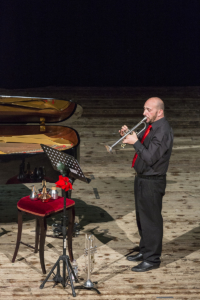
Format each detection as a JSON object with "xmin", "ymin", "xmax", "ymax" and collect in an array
[{"xmin": 136, "ymin": 173, "xmax": 166, "ymax": 180}]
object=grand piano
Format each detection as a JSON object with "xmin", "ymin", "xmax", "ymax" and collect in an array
[{"xmin": 0, "ymin": 95, "xmax": 82, "ymax": 185}]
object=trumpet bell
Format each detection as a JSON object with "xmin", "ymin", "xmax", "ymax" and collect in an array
[
  {"xmin": 83, "ymin": 279, "xmax": 95, "ymax": 288},
  {"xmin": 105, "ymin": 145, "xmax": 112, "ymax": 153}
]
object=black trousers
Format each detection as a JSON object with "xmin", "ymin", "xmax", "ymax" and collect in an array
[{"xmin": 134, "ymin": 175, "xmax": 166, "ymax": 265}]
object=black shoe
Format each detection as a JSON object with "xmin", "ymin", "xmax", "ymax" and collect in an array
[
  {"xmin": 126, "ymin": 253, "xmax": 143, "ymax": 262},
  {"xmin": 131, "ymin": 261, "xmax": 160, "ymax": 272}
]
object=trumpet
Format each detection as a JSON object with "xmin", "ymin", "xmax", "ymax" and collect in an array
[
  {"xmin": 83, "ymin": 234, "xmax": 98, "ymax": 290},
  {"xmin": 105, "ymin": 117, "xmax": 147, "ymax": 153}
]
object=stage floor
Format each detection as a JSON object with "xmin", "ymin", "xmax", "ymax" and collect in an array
[{"xmin": 0, "ymin": 87, "xmax": 200, "ymax": 299}]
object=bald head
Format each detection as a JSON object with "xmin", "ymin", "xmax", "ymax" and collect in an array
[
  {"xmin": 147, "ymin": 97, "xmax": 164, "ymax": 111},
  {"xmin": 143, "ymin": 97, "xmax": 165, "ymax": 123}
]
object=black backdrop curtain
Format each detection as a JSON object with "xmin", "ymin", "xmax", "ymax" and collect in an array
[{"xmin": 0, "ymin": 0, "xmax": 200, "ymax": 88}]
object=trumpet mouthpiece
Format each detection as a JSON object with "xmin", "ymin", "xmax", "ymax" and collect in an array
[{"xmin": 105, "ymin": 145, "xmax": 112, "ymax": 153}]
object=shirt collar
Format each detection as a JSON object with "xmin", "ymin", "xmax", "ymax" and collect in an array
[{"xmin": 149, "ymin": 117, "xmax": 166, "ymax": 130}]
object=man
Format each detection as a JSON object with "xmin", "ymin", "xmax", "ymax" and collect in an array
[{"xmin": 119, "ymin": 97, "xmax": 173, "ymax": 272}]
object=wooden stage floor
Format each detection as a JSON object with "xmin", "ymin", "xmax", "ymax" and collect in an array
[{"xmin": 0, "ymin": 87, "xmax": 199, "ymax": 299}]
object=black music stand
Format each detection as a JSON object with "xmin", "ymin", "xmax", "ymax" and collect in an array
[{"xmin": 39, "ymin": 144, "xmax": 90, "ymax": 297}]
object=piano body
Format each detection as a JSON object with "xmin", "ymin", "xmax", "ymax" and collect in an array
[{"xmin": 0, "ymin": 96, "xmax": 82, "ymax": 184}]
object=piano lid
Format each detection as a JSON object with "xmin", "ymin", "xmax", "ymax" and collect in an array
[{"xmin": 0, "ymin": 95, "xmax": 83, "ymax": 123}]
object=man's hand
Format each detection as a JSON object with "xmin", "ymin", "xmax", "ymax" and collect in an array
[
  {"xmin": 119, "ymin": 125, "xmax": 129, "ymax": 137},
  {"xmin": 123, "ymin": 131, "xmax": 138, "ymax": 145}
]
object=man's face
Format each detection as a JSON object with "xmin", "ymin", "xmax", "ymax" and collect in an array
[{"xmin": 143, "ymin": 100, "xmax": 159, "ymax": 124}]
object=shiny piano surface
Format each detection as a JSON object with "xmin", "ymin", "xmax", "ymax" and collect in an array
[{"xmin": 0, "ymin": 96, "xmax": 82, "ymax": 184}]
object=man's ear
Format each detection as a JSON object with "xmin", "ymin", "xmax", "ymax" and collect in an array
[{"xmin": 158, "ymin": 109, "xmax": 163, "ymax": 117}]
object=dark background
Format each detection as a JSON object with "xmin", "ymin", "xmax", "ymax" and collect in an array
[{"xmin": 0, "ymin": 0, "xmax": 199, "ymax": 88}]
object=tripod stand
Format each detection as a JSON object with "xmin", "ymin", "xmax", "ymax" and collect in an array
[
  {"xmin": 39, "ymin": 144, "xmax": 90, "ymax": 297},
  {"xmin": 40, "ymin": 189, "xmax": 78, "ymax": 296}
]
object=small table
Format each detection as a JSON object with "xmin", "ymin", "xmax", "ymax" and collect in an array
[{"xmin": 12, "ymin": 195, "xmax": 75, "ymax": 274}]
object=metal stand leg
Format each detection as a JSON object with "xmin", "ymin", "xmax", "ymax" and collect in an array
[
  {"xmin": 40, "ymin": 255, "xmax": 78, "ymax": 296},
  {"xmin": 74, "ymin": 285, "xmax": 101, "ymax": 294},
  {"xmin": 39, "ymin": 191, "xmax": 78, "ymax": 297}
]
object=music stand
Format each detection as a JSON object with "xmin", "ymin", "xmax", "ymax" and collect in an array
[{"xmin": 39, "ymin": 144, "xmax": 90, "ymax": 297}]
